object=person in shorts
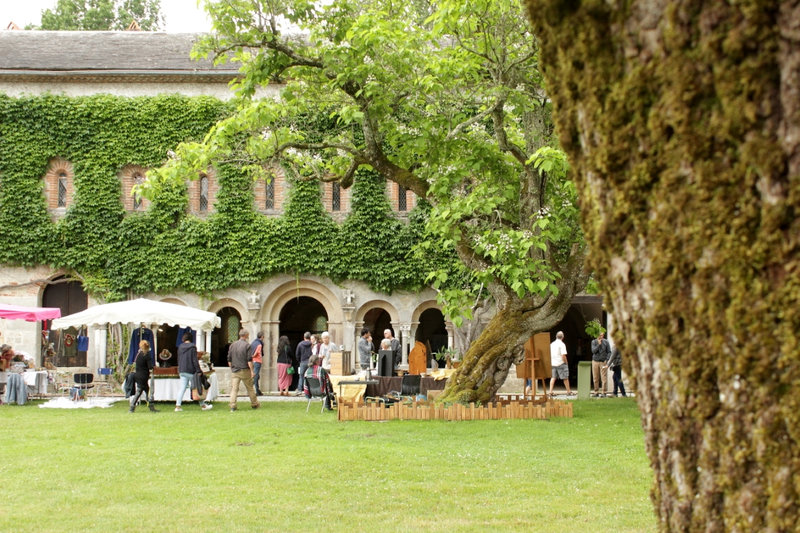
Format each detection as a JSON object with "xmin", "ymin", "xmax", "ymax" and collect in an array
[{"xmin": 548, "ymin": 331, "xmax": 572, "ymax": 396}]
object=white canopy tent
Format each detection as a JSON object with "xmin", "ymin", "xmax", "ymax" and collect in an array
[
  {"xmin": 51, "ymin": 298, "xmax": 221, "ymax": 399},
  {"xmin": 51, "ymin": 298, "xmax": 221, "ymax": 332}
]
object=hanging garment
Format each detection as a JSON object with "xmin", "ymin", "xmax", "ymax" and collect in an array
[{"xmin": 128, "ymin": 328, "xmax": 155, "ymax": 365}]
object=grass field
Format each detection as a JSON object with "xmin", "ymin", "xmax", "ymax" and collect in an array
[{"xmin": 1, "ymin": 397, "xmax": 656, "ymax": 532}]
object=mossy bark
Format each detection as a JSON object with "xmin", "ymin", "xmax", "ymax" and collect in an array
[{"xmin": 525, "ymin": 0, "xmax": 800, "ymax": 530}]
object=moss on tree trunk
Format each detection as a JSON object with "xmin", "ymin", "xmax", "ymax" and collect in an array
[
  {"xmin": 525, "ymin": 0, "xmax": 800, "ymax": 529},
  {"xmin": 438, "ymin": 306, "xmax": 521, "ymax": 404}
]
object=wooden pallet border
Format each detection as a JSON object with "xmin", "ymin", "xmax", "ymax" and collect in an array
[{"xmin": 336, "ymin": 398, "xmax": 573, "ymax": 421}]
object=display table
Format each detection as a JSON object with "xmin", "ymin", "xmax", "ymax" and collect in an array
[
  {"xmin": 0, "ymin": 370, "xmax": 48, "ymax": 396},
  {"xmin": 364, "ymin": 375, "xmax": 448, "ymax": 397},
  {"xmin": 152, "ymin": 373, "xmax": 218, "ymax": 402},
  {"xmin": 329, "ymin": 375, "xmax": 376, "ymax": 404}
]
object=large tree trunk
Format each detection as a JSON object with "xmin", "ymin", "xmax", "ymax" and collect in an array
[
  {"xmin": 440, "ymin": 280, "xmax": 581, "ymax": 404},
  {"xmin": 525, "ymin": 1, "xmax": 800, "ymax": 530}
]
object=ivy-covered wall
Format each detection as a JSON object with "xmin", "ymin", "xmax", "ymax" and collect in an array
[{"xmin": 0, "ymin": 94, "xmax": 441, "ymax": 300}]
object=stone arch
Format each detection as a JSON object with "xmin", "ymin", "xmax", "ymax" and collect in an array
[
  {"xmin": 355, "ymin": 299, "xmax": 399, "ymax": 324},
  {"xmin": 411, "ymin": 300, "xmax": 441, "ymax": 324},
  {"xmin": 208, "ymin": 297, "xmax": 248, "ymax": 323},
  {"xmin": 157, "ymin": 296, "xmax": 188, "ymax": 306},
  {"xmin": 262, "ymin": 280, "xmax": 343, "ymax": 325}
]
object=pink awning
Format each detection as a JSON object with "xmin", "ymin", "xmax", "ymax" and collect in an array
[{"xmin": 0, "ymin": 303, "xmax": 62, "ymax": 322}]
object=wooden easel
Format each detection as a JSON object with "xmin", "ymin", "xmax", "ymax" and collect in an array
[{"xmin": 516, "ymin": 333, "xmax": 552, "ymax": 400}]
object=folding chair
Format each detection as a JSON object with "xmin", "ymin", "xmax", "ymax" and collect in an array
[
  {"xmin": 71, "ymin": 372, "xmax": 94, "ymax": 401},
  {"xmin": 305, "ymin": 376, "xmax": 329, "ymax": 413},
  {"xmin": 94, "ymin": 367, "xmax": 114, "ymax": 396}
]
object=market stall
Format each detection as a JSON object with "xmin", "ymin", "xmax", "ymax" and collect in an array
[{"xmin": 51, "ymin": 298, "xmax": 221, "ymax": 402}]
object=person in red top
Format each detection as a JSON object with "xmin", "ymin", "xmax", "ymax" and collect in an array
[{"xmin": 250, "ymin": 332, "xmax": 264, "ymax": 396}]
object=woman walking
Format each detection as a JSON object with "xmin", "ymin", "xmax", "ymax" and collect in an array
[
  {"xmin": 276, "ymin": 335, "xmax": 293, "ymax": 396},
  {"xmin": 130, "ymin": 340, "xmax": 158, "ymax": 412}
]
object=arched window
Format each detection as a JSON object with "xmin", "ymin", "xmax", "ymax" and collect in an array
[{"xmin": 44, "ymin": 158, "xmax": 74, "ymax": 213}]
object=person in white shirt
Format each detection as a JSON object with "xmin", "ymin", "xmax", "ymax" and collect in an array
[
  {"xmin": 548, "ymin": 331, "xmax": 572, "ymax": 396},
  {"xmin": 318, "ymin": 331, "xmax": 335, "ymax": 371}
]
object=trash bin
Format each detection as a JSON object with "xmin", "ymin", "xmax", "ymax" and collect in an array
[{"xmin": 577, "ymin": 361, "xmax": 592, "ymax": 400}]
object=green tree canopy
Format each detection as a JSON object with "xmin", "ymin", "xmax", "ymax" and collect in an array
[
  {"xmin": 37, "ymin": 0, "xmax": 163, "ymax": 31},
  {"xmin": 148, "ymin": 0, "xmax": 588, "ymax": 402}
]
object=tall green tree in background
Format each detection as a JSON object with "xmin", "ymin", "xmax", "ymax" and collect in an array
[
  {"xmin": 148, "ymin": 0, "xmax": 587, "ymax": 403},
  {"xmin": 38, "ymin": 0, "xmax": 162, "ymax": 30},
  {"xmin": 526, "ymin": 0, "xmax": 800, "ymax": 530}
]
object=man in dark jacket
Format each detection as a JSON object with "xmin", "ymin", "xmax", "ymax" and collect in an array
[
  {"xmin": 294, "ymin": 332, "xmax": 313, "ymax": 396},
  {"xmin": 591, "ymin": 332, "xmax": 611, "ymax": 397},
  {"xmin": 175, "ymin": 331, "xmax": 204, "ymax": 412},
  {"xmin": 228, "ymin": 329, "xmax": 260, "ymax": 411}
]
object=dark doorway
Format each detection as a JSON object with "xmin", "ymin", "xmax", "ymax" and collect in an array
[
  {"xmin": 362, "ymin": 308, "xmax": 391, "ymax": 352},
  {"xmin": 279, "ymin": 297, "xmax": 327, "ymax": 390},
  {"xmin": 211, "ymin": 307, "xmax": 241, "ymax": 367},
  {"xmin": 43, "ymin": 277, "xmax": 88, "ymax": 366},
  {"xmin": 279, "ymin": 296, "xmax": 328, "ymax": 350},
  {"xmin": 551, "ymin": 296, "xmax": 604, "ymax": 388},
  {"xmin": 417, "ymin": 308, "xmax": 447, "ymax": 367}
]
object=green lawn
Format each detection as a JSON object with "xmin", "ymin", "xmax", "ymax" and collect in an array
[{"xmin": 1, "ymin": 398, "xmax": 655, "ymax": 532}]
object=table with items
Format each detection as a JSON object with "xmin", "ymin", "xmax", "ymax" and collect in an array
[
  {"xmin": 0, "ymin": 370, "xmax": 49, "ymax": 395},
  {"xmin": 152, "ymin": 372, "xmax": 218, "ymax": 402}
]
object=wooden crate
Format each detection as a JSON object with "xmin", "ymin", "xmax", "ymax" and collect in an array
[{"xmin": 330, "ymin": 350, "xmax": 352, "ymax": 375}]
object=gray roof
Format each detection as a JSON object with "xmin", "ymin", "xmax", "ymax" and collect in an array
[{"xmin": 0, "ymin": 31, "xmax": 239, "ymax": 82}]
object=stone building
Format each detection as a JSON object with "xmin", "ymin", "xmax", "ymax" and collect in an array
[
  {"xmin": 0, "ymin": 30, "xmax": 451, "ymax": 393},
  {"xmin": 0, "ymin": 30, "xmax": 601, "ymax": 394}
]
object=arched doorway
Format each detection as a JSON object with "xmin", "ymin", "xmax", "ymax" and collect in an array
[
  {"xmin": 362, "ymin": 308, "xmax": 392, "ymax": 352},
  {"xmin": 417, "ymin": 308, "xmax": 448, "ymax": 367},
  {"xmin": 212, "ymin": 307, "xmax": 241, "ymax": 367},
  {"xmin": 279, "ymin": 296, "xmax": 327, "ymax": 391},
  {"xmin": 279, "ymin": 296, "xmax": 328, "ymax": 350},
  {"xmin": 42, "ymin": 276, "xmax": 88, "ymax": 366}
]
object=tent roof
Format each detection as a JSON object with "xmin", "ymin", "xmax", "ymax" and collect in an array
[
  {"xmin": 51, "ymin": 298, "xmax": 220, "ymax": 331},
  {"xmin": 0, "ymin": 303, "xmax": 62, "ymax": 322}
]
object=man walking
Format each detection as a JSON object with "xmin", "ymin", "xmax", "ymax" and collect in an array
[
  {"xmin": 175, "ymin": 331, "xmax": 210, "ymax": 411},
  {"xmin": 591, "ymin": 331, "xmax": 611, "ymax": 397},
  {"xmin": 294, "ymin": 331, "xmax": 313, "ymax": 395},
  {"xmin": 548, "ymin": 331, "xmax": 572, "ymax": 396},
  {"xmin": 228, "ymin": 329, "xmax": 260, "ymax": 411}
]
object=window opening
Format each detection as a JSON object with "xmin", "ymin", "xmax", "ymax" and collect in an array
[
  {"xmin": 332, "ymin": 182, "xmax": 341, "ymax": 211},
  {"xmin": 265, "ymin": 179, "xmax": 275, "ymax": 209},
  {"xmin": 199, "ymin": 175, "xmax": 209, "ymax": 212},
  {"xmin": 57, "ymin": 174, "xmax": 68, "ymax": 207},
  {"xmin": 398, "ymin": 184, "xmax": 407, "ymax": 211}
]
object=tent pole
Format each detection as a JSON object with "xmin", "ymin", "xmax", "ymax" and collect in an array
[{"xmin": 150, "ymin": 323, "xmax": 157, "ymax": 404}]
